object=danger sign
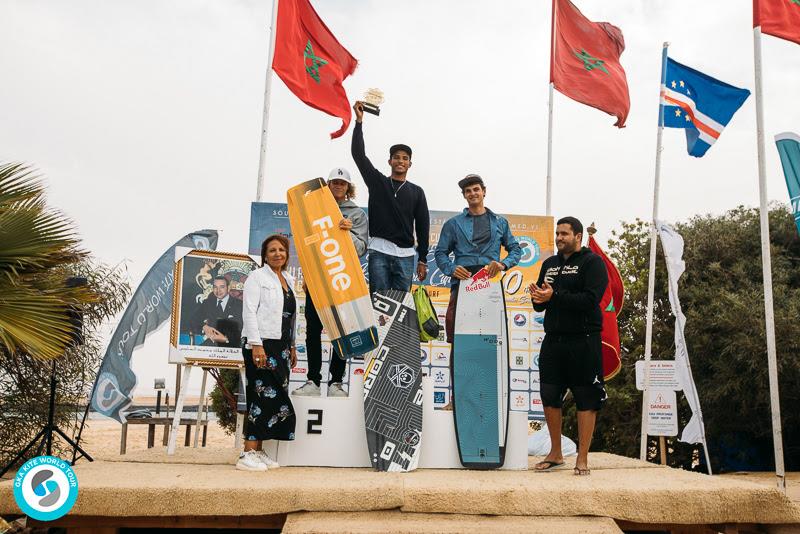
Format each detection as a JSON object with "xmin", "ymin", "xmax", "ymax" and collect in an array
[{"xmin": 647, "ymin": 389, "xmax": 678, "ymax": 437}]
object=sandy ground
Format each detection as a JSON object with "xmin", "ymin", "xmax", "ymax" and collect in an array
[{"xmin": 77, "ymin": 416, "xmax": 235, "ymax": 459}]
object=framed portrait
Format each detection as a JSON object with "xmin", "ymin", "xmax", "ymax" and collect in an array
[{"xmin": 169, "ymin": 248, "xmax": 259, "ymax": 365}]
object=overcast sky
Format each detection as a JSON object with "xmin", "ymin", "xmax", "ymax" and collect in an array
[{"xmin": 3, "ymin": 0, "xmax": 799, "ymax": 396}]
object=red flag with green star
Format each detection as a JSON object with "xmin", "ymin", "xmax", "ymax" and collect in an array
[
  {"xmin": 754, "ymin": 0, "xmax": 800, "ymax": 45},
  {"xmin": 588, "ymin": 234, "xmax": 624, "ymax": 380},
  {"xmin": 550, "ymin": 0, "xmax": 630, "ymax": 127},
  {"xmin": 273, "ymin": 0, "xmax": 358, "ymax": 139}
]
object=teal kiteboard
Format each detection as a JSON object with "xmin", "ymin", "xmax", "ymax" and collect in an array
[{"xmin": 452, "ymin": 266, "xmax": 509, "ymax": 469}]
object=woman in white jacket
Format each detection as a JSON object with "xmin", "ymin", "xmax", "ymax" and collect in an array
[{"xmin": 237, "ymin": 234, "xmax": 297, "ymax": 471}]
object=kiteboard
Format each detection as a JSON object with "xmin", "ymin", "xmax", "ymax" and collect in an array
[
  {"xmin": 362, "ymin": 290, "xmax": 423, "ymax": 472},
  {"xmin": 452, "ymin": 266, "xmax": 509, "ymax": 469},
  {"xmin": 287, "ymin": 178, "xmax": 378, "ymax": 358}
]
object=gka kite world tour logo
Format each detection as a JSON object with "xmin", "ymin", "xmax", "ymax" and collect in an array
[{"xmin": 13, "ymin": 456, "xmax": 78, "ymax": 521}]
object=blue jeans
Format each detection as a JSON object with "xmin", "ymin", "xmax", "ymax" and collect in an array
[{"xmin": 368, "ymin": 250, "xmax": 415, "ymax": 292}]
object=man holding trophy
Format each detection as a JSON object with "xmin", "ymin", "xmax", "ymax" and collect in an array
[{"xmin": 351, "ymin": 90, "xmax": 430, "ymax": 291}]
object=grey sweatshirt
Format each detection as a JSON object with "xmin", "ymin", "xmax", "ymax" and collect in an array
[{"xmin": 338, "ymin": 199, "xmax": 369, "ymax": 257}]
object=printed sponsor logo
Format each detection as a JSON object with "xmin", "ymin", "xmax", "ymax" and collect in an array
[
  {"xmin": 388, "ymin": 363, "xmax": 415, "ymax": 388},
  {"xmin": 432, "ymin": 368, "xmax": 450, "ymax": 388},
  {"xmin": 513, "ymin": 313, "xmax": 527, "ymax": 327},
  {"xmin": 510, "ymin": 351, "xmax": 528, "ymax": 369},
  {"xmin": 363, "ymin": 346, "xmax": 389, "ymax": 392},
  {"xmin": 431, "ymin": 348, "xmax": 449, "ymax": 367},
  {"xmin": 516, "ymin": 236, "xmax": 541, "ymax": 267},
  {"xmin": 433, "ymin": 389, "xmax": 449, "ymax": 407},
  {"xmin": 13, "ymin": 456, "xmax": 79, "ymax": 521},
  {"xmin": 465, "ymin": 267, "xmax": 491, "ymax": 293},
  {"xmin": 511, "ymin": 334, "xmax": 529, "ymax": 349},
  {"xmin": 420, "ymin": 347, "xmax": 430, "ymax": 365},
  {"xmin": 530, "ymin": 371, "xmax": 540, "ymax": 390},
  {"xmin": 310, "ymin": 215, "xmax": 351, "ymax": 291},
  {"xmin": 511, "ymin": 392, "xmax": 529, "ymax": 410},
  {"xmin": 510, "ymin": 371, "xmax": 529, "ymax": 390}
]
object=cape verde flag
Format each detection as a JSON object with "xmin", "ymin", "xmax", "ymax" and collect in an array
[{"xmin": 660, "ymin": 58, "xmax": 750, "ymax": 157}]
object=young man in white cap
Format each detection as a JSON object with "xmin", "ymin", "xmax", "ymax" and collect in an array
[{"xmin": 293, "ymin": 168, "xmax": 368, "ymax": 397}]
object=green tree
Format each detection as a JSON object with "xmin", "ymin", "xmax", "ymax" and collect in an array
[
  {"xmin": 0, "ymin": 163, "xmax": 95, "ymax": 361},
  {"xmin": 569, "ymin": 206, "xmax": 800, "ymax": 471},
  {"xmin": 0, "ymin": 164, "xmax": 131, "ymax": 468}
]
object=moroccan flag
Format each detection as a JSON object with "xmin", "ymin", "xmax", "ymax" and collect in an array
[
  {"xmin": 273, "ymin": 0, "xmax": 358, "ymax": 139},
  {"xmin": 754, "ymin": 0, "xmax": 800, "ymax": 46},
  {"xmin": 551, "ymin": 0, "xmax": 631, "ymax": 127},
  {"xmin": 588, "ymin": 235, "xmax": 624, "ymax": 380}
]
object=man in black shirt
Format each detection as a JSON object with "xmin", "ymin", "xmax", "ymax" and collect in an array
[
  {"xmin": 529, "ymin": 216, "xmax": 608, "ymax": 475},
  {"xmin": 351, "ymin": 101, "xmax": 430, "ymax": 292}
]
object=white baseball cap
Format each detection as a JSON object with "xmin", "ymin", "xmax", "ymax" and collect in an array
[{"xmin": 327, "ymin": 167, "xmax": 352, "ymax": 183}]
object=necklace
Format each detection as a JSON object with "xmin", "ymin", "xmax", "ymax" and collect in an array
[{"xmin": 392, "ymin": 179, "xmax": 406, "ymax": 198}]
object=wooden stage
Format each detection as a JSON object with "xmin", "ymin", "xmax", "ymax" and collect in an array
[{"xmin": 2, "ymin": 449, "xmax": 799, "ymax": 533}]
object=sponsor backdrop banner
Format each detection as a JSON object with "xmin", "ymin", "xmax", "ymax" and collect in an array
[
  {"xmin": 250, "ymin": 203, "xmax": 553, "ymax": 420},
  {"xmin": 92, "ymin": 230, "xmax": 219, "ymax": 422}
]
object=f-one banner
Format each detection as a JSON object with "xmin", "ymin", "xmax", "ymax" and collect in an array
[{"xmin": 250, "ymin": 203, "xmax": 553, "ymax": 420}]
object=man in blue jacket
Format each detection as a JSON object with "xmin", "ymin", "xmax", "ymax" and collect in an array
[{"xmin": 434, "ymin": 174, "xmax": 521, "ymax": 344}]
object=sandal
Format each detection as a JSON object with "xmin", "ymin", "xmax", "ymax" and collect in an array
[
  {"xmin": 534, "ymin": 460, "xmax": 565, "ymax": 472},
  {"xmin": 573, "ymin": 467, "xmax": 591, "ymax": 476}
]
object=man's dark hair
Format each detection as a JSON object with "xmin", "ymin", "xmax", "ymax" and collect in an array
[
  {"xmin": 389, "ymin": 144, "xmax": 412, "ymax": 158},
  {"xmin": 458, "ymin": 174, "xmax": 486, "ymax": 192},
  {"xmin": 556, "ymin": 216, "xmax": 583, "ymax": 236},
  {"xmin": 213, "ymin": 276, "xmax": 229, "ymax": 287}
]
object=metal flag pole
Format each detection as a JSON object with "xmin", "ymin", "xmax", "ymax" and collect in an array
[
  {"xmin": 545, "ymin": 0, "xmax": 557, "ymax": 216},
  {"xmin": 255, "ymin": 0, "xmax": 280, "ymax": 202},
  {"xmin": 752, "ymin": 25, "xmax": 786, "ymax": 493},
  {"xmin": 640, "ymin": 42, "xmax": 669, "ymax": 462}
]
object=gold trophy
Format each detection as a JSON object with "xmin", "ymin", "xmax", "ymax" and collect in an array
[{"xmin": 362, "ymin": 88, "xmax": 384, "ymax": 116}]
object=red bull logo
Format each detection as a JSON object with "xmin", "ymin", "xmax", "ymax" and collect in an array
[{"xmin": 465, "ymin": 267, "xmax": 490, "ymax": 293}]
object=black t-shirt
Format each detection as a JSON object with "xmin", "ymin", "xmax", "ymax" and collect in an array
[{"xmin": 472, "ymin": 212, "xmax": 491, "ymax": 248}]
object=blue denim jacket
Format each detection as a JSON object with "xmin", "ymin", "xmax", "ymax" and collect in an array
[{"xmin": 434, "ymin": 208, "xmax": 521, "ymax": 277}]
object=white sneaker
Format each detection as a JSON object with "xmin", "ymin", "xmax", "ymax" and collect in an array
[
  {"xmin": 236, "ymin": 450, "xmax": 267, "ymax": 471},
  {"xmin": 254, "ymin": 450, "xmax": 280, "ymax": 469},
  {"xmin": 327, "ymin": 383, "xmax": 348, "ymax": 398},
  {"xmin": 292, "ymin": 380, "xmax": 321, "ymax": 396}
]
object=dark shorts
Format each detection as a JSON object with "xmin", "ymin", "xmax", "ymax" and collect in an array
[{"xmin": 539, "ymin": 332, "xmax": 606, "ymax": 411}]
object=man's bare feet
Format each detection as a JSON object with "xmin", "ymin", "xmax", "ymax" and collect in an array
[{"xmin": 534, "ymin": 457, "xmax": 565, "ymax": 471}]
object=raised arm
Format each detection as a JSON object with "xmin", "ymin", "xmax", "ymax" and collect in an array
[{"xmin": 350, "ymin": 103, "xmax": 380, "ymax": 187}]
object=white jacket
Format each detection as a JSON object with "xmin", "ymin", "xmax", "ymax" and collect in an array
[{"xmin": 242, "ymin": 266, "xmax": 297, "ymax": 346}]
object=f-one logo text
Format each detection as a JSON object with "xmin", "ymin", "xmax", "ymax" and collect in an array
[{"xmin": 312, "ymin": 216, "xmax": 351, "ymax": 291}]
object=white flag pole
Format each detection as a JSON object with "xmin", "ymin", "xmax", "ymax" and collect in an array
[
  {"xmin": 640, "ymin": 42, "xmax": 669, "ymax": 462},
  {"xmin": 545, "ymin": 0, "xmax": 557, "ymax": 216},
  {"xmin": 255, "ymin": 0, "xmax": 280, "ymax": 202},
  {"xmin": 752, "ymin": 25, "xmax": 786, "ymax": 493}
]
